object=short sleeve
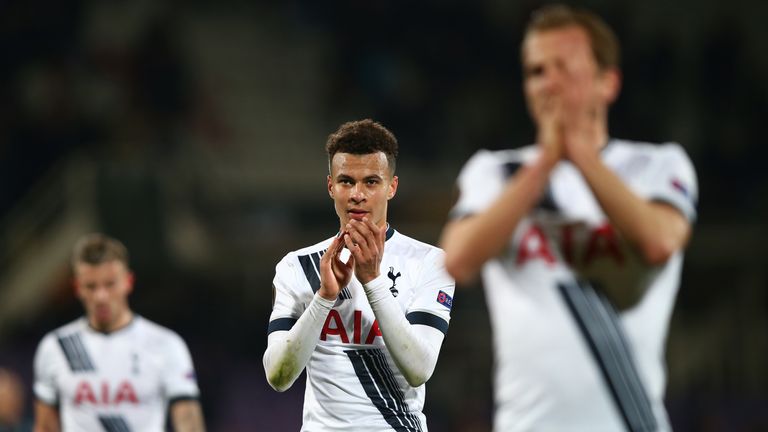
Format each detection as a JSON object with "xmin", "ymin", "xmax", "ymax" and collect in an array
[
  {"xmin": 450, "ymin": 150, "xmax": 511, "ymax": 219},
  {"xmin": 33, "ymin": 334, "xmax": 59, "ymax": 405},
  {"xmin": 646, "ymin": 144, "xmax": 698, "ymax": 222},
  {"xmin": 161, "ymin": 333, "xmax": 200, "ymax": 400},
  {"xmin": 405, "ymin": 248, "xmax": 456, "ymax": 335},
  {"xmin": 267, "ymin": 254, "xmax": 307, "ymax": 334}
]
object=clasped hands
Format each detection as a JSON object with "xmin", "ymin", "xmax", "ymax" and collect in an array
[
  {"xmin": 318, "ymin": 218, "xmax": 387, "ymax": 301},
  {"xmin": 537, "ymin": 92, "xmax": 603, "ymax": 168}
]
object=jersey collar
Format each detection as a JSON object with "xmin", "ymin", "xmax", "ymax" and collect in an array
[
  {"xmin": 82, "ymin": 314, "xmax": 138, "ymax": 336},
  {"xmin": 385, "ymin": 224, "xmax": 395, "ymax": 241}
]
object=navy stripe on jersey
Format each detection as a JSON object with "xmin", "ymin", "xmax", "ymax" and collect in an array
[
  {"xmin": 558, "ymin": 280, "xmax": 657, "ymax": 432},
  {"xmin": 169, "ymin": 395, "xmax": 200, "ymax": 406},
  {"xmin": 502, "ymin": 161, "xmax": 521, "ymax": 178},
  {"xmin": 537, "ymin": 187, "xmax": 559, "ymax": 211},
  {"xmin": 298, "ymin": 254, "xmax": 321, "ymax": 293},
  {"xmin": 406, "ymin": 311, "xmax": 449, "ymax": 335},
  {"xmin": 346, "ymin": 349, "xmax": 423, "ymax": 431},
  {"xmin": 57, "ymin": 333, "xmax": 95, "ymax": 372},
  {"xmin": 299, "ymin": 250, "xmax": 352, "ymax": 299},
  {"xmin": 385, "ymin": 225, "xmax": 395, "ymax": 241},
  {"xmin": 98, "ymin": 415, "xmax": 131, "ymax": 432},
  {"xmin": 501, "ymin": 161, "xmax": 557, "ymax": 211},
  {"xmin": 267, "ymin": 317, "xmax": 298, "ymax": 334}
]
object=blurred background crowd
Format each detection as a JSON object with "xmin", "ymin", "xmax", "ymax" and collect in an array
[{"xmin": 0, "ymin": 0, "xmax": 766, "ymax": 430}]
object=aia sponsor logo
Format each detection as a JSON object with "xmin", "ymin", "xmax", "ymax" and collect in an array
[
  {"xmin": 320, "ymin": 310, "xmax": 382, "ymax": 344},
  {"xmin": 73, "ymin": 380, "xmax": 138, "ymax": 405},
  {"xmin": 517, "ymin": 223, "xmax": 625, "ymax": 267}
]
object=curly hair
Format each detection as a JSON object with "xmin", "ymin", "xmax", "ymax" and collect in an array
[
  {"xmin": 72, "ymin": 233, "xmax": 130, "ymax": 270},
  {"xmin": 325, "ymin": 119, "xmax": 398, "ymax": 175}
]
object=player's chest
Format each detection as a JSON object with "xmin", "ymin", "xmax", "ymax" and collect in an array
[
  {"xmin": 56, "ymin": 335, "xmax": 163, "ymax": 407},
  {"xmin": 317, "ymin": 258, "xmax": 416, "ymax": 345}
]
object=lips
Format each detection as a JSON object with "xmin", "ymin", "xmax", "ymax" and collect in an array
[{"xmin": 348, "ymin": 209, "xmax": 368, "ymax": 221}]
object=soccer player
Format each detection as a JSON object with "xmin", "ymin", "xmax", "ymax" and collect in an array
[
  {"xmin": 33, "ymin": 234, "xmax": 206, "ymax": 432},
  {"xmin": 264, "ymin": 119, "xmax": 455, "ymax": 431},
  {"xmin": 440, "ymin": 5, "xmax": 697, "ymax": 432}
]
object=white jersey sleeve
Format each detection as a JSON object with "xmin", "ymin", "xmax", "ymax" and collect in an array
[
  {"xmin": 644, "ymin": 143, "xmax": 698, "ymax": 222},
  {"xmin": 406, "ymin": 247, "xmax": 455, "ymax": 331},
  {"xmin": 451, "ymin": 149, "xmax": 514, "ymax": 219},
  {"xmin": 269, "ymin": 253, "xmax": 307, "ymax": 324},
  {"xmin": 361, "ymin": 246, "xmax": 454, "ymax": 385},
  {"xmin": 33, "ymin": 333, "xmax": 59, "ymax": 406},
  {"xmin": 160, "ymin": 333, "xmax": 200, "ymax": 400}
]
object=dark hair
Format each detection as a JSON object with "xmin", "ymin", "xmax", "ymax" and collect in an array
[
  {"xmin": 325, "ymin": 119, "xmax": 398, "ymax": 175},
  {"xmin": 524, "ymin": 4, "xmax": 620, "ymax": 70},
  {"xmin": 71, "ymin": 233, "xmax": 129, "ymax": 270}
]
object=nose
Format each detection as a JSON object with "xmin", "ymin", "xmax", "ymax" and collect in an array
[
  {"xmin": 350, "ymin": 183, "xmax": 365, "ymax": 203},
  {"xmin": 539, "ymin": 68, "xmax": 563, "ymax": 95},
  {"xmin": 93, "ymin": 286, "xmax": 109, "ymax": 302}
]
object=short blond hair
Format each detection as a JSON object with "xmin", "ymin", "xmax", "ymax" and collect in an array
[{"xmin": 72, "ymin": 233, "xmax": 129, "ymax": 270}]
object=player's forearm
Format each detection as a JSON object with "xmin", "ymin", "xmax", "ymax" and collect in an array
[
  {"xmin": 171, "ymin": 400, "xmax": 206, "ymax": 432},
  {"xmin": 263, "ymin": 293, "xmax": 335, "ymax": 391},
  {"xmin": 574, "ymin": 153, "xmax": 690, "ymax": 265},
  {"xmin": 363, "ymin": 275, "xmax": 444, "ymax": 387},
  {"xmin": 441, "ymin": 155, "xmax": 556, "ymax": 283},
  {"xmin": 33, "ymin": 401, "xmax": 60, "ymax": 432}
]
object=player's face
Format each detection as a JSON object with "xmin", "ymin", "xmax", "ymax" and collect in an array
[
  {"xmin": 522, "ymin": 25, "xmax": 619, "ymax": 126},
  {"xmin": 74, "ymin": 260, "xmax": 134, "ymax": 332},
  {"xmin": 328, "ymin": 152, "xmax": 398, "ymax": 230}
]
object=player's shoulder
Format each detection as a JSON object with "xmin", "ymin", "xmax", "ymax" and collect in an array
[
  {"xmin": 459, "ymin": 146, "xmax": 540, "ymax": 184},
  {"xmin": 133, "ymin": 316, "xmax": 187, "ymax": 346},
  {"xmin": 608, "ymin": 138, "xmax": 691, "ymax": 161},
  {"xmin": 465, "ymin": 145, "xmax": 537, "ymax": 168},
  {"xmin": 46, "ymin": 317, "xmax": 88, "ymax": 340},
  {"xmin": 388, "ymin": 229, "xmax": 444, "ymax": 261},
  {"xmin": 280, "ymin": 235, "xmax": 335, "ymax": 263},
  {"xmin": 36, "ymin": 317, "xmax": 86, "ymax": 352}
]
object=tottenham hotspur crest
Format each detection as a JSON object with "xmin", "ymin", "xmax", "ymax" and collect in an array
[{"xmin": 387, "ymin": 267, "xmax": 401, "ymax": 297}]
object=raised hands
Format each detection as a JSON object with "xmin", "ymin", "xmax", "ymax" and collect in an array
[
  {"xmin": 318, "ymin": 234, "xmax": 354, "ymax": 301},
  {"xmin": 343, "ymin": 218, "xmax": 387, "ymax": 285},
  {"xmin": 537, "ymin": 87, "xmax": 603, "ymax": 168}
]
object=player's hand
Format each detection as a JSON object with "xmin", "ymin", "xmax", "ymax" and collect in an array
[
  {"xmin": 558, "ymin": 77, "xmax": 602, "ymax": 166},
  {"xmin": 537, "ymin": 93, "xmax": 565, "ymax": 166},
  {"xmin": 318, "ymin": 234, "xmax": 354, "ymax": 301},
  {"xmin": 344, "ymin": 218, "xmax": 386, "ymax": 285}
]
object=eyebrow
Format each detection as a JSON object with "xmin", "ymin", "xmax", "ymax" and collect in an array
[{"xmin": 335, "ymin": 173, "xmax": 384, "ymax": 181}]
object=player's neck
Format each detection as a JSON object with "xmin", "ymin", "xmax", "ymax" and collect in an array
[
  {"xmin": 89, "ymin": 310, "xmax": 134, "ymax": 334},
  {"xmin": 589, "ymin": 121, "xmax": 610, "ymax": 151}
]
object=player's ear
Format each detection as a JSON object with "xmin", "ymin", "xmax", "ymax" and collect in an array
[
  {"xmin": 72, "ymin": 277, "xmax": 82, "ymax": 298},
  {"xmin": 327, "ymin": 175, "xmax": 334, "ymax": 198},
  {"xmin": 600, "ymin": 67, "xmax": 621, "ymax": 104},
  {"xmin": 387, "ymin": 176, "xmax": 398, "ymax": 200},
  {"xmin": 126, "ymin": 272, "xmax": 135, "ymax": 295}
]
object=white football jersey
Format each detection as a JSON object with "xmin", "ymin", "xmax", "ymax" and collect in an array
[
  {"xmin": 451, "ymin": 139, "xmax": 697, "ymax": 432},
  {"xmin": 33, "ymin": 316, "xmax": 200, "ymax": 432},
  {"xmin": 268, "ymin": 227, "xmax": 455, "ymax": 431}
]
